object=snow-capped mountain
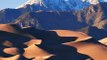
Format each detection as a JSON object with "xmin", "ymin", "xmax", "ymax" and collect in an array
[
  {"xmin": 16, "ymin": 0, "xmax": 90, "ymax": 11},
  {"xmin": 82, "ymin": 0, "xmax": 104, "ymax": 5},
  {"xmin": 16, "ymin": 0, "xmax": 105, "ymax": 11},
  {"xmin": 16, "ymin": 0, "xmax": 40, "ymax": 8},
  {"xmin": 0, "ymin": 0, "xmax": 107, "ymax": 30}
]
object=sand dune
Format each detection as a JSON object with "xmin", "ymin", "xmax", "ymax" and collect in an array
[
  {"xmin": 23, "ymin": 45, "xmax": 54, "ymax": 59},
  {"xmin": 3, "ymin": 47, "xmax": 19, "ymax": 55},
  {"xmin": 0, "ymin": 24, "xmax": 35, "ymax": 38},
  {"xmin": 0, "ymin": 24, "xmax": 19, "ymax": 33},
  {"xmin": 0, "ymin": 55, "xmax": 20, "ymax": 60},
  {"xmin": 0, "ymin": 25, "xmax": 107, "ymax": 60},
  {"xmin": 24, "ymin": 39, "xmax": 42, "ymax": 46},
  {"xmin": 63, "ymin": 42, "xmax": 107, "ymax": 60},
  {"xmin": 99, "ymin": 38, "xmax": 107, "ymax": 45},
  {"xmin": 52, "ymin": 30, "xmax": 92, "ymax": 42}
]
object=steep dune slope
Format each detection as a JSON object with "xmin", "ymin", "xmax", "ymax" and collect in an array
[
  {"xmin": 0, "ymin": 24, "xmax": 107, "ymax": 60},
  {"xmin": 0, "ymin": 24, "xmax": 20, "ymax": 33},
  {"xmin": 23, "ymin": 45, "xmax": 53, "ymax": 59},
  {"xmin": 0, "ymin": 24, "xmax": 35, "ymax": 38},
  {"xmin": 63, "ymin": 41, "xmax": 107, "ymax": 60},
  {"xmin": 99, "ymin": 38, "xmax": 107, "ymax": 45},
  {"xmin": 0, "ymin": 55, "xmax": 20, "ymax": 60},
  {"xmin": 52, "ymin": 30, "xmax": 92, "ymax": 42}
]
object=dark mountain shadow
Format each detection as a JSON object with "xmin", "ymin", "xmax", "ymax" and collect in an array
[
  {"xmin": 22, "ymin": 27, "xmax": 94, "ymax": 60},
  {"xmin": 15, "ymin": 11, "xmax": 88, "ymax": 30},
  {"xmin": 37, "ymin": 45, "xmax": 93, "ymax": 60},
  {"xmin": 88, "ymin": 26, "xmax": 107, "ymax": 40},
  {"xmin": 99, "ymin": 2, "xmax": 107, "ymax": 19},
  {"xmin": 10, "ymin": 24, "xmax": 23, "ymax": 32},
  {"xmin": 22, "ymin": 27, "xmax": 77, "ymax": 46},
  {"xmin": 32, "ymin": 12, "xmax": 88, "ymax": 30},
  {"xmin": 0, "ymin": 8, "xmax": 22, "ymax": 24}
]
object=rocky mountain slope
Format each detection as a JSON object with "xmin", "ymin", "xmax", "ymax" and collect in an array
[
  {"xmin": 17, "ymin": 0, "xmax": 105, "ymax": 11},
  {"xmin": 0, "ymin": 1, "xmax": 107, "ymax": 31},
  {"xmin": 13, "ymin": 2, "xmax": 107, "ymax": 31},
  {"xmin": 17, "ymin": 0, "xmax": 90, "ymax": 11}
]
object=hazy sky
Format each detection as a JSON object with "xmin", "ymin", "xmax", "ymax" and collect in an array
[{"xmin": 0, "ymin": 0, "xmax": 27, "ymax": 10}]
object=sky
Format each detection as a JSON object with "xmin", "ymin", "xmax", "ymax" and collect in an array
[{"xmin": 0, "ymin": 0, "xmax": 27, "ymax": 10}]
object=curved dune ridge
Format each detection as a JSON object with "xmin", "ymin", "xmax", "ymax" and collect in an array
[
  {"xmin": 99, "ymin": 38, "xmax": 107, "ymax": 45},
  {"xmin": 52, "ymin": 30, "xmax": 92, "ymax": 42},
  {"xmin": 0, "ymin": 55, "xmax": 20, "ymax": 60},
  {"xmin": 63, "ymin": 42, "xmax": 107, "ymax": 60},
  {"xmin": 24, "ymin": 39, "xmax": 42, "ymax": 46},
  {"xmin": 0, "ymin": 24, "xmax": 19, "ymax": 33},
  {"xmin": 3, "ymin": 47, "xmax": 19, "ymax": 55},
  {"xmin": 0, "ymin": 24, "xmax": 35, "ymax": 38},
  {"xmin": 0, "ymin": 24, "xmax": 107, "ymax": 60},
  {"xmin": 23, "ymin": 45, "xmax": 54, "ymax": 59}
]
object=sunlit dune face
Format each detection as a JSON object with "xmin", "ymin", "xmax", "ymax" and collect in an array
[
  {"xmin": 52, "ymin": 30, "xmax": 92, "ymax": 42},
  {"xmin": 99, "ymin": 38, "xmax": 107, "ymax": 45},
  {"xmin": 23, "ymin": 45, "xmax": 54, "ymax": 59},
  {"xmin": 3, "ymin": 47, "xmax": 19, "ymax": 55},
  {"xmin": 63, "ymin": 42, "xmax": 107, "ymax": 60},
  {"xmin": 24, "ymin": 39, "xmax": 42, "ymax": 46},
  {"xmin": 0, "ymin": 24, "xmax": 35, "ymax": 38},
  {"xmin": 0, "ymin": 54, "xmax": 20, "ymax": 60},
  {"xmin": 32, "ymin": 55, "xmax": 54, "ymax": 60},
  {"xmin": 0, "ymin": 24, "xmax": 18, "ymax": 33},
  {"xmin": 32, "ymin": 57, "xmax": 44, "ymax": 60}
]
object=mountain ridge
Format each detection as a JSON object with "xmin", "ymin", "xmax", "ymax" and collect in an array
[
  {"xmin": 0, "ymin": 2, "xmax": 107, "ymax": 31},
  {"xmin": 17, "ymin": 0, "xmax": 90, "ymax": 11},
  {"xmin": 14, "ymin": 2, "xmax": 107, "ymax": 31},
  {"xmin": 16, "ymin": 0, "xmax": 105, "ymax": 11}
]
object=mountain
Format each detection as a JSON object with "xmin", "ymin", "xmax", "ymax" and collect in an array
[
  {"xmin": 0, "ymin": 1, "xmax": 107, "ymax": 31},
  {"xmin": 17, "ymin": 0, "xmax": 90, "ymax": 11},
  {"xmin": 0, "ymin": 0, "xmax": 106, "ymax": 25},
  {"xmin": 83, "ymin": 0, "xmax": 104, "ymax": 4},
  {"xmin": 15, "ymin": 12, "xmax": 87, "ymax": 30},
  {"xmin": 15, "ymin": 12, "xmax": 41, "ymax": 29},
  {"xmin": 16, "ymin": 0, "xmax": 105, "ymax": 11},
  {"xmin": 13, "ymin": 2, "xmax": 107, "ymax": 31},
  {"xmin": 75, "ymin": 2, "xmax": 107, "ymax": 30},
  {"xmin": 0, "ymin": 8, "xmax": 22, "ymax": 24}
]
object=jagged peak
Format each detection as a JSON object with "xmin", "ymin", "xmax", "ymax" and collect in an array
[
  {"xmin": 16, "ymin": 0, "xmax": 42, "ymax": 8},
  {"xmin": 82, "ymin": 0, "xmax": 100, "ymax": 5},
  {"xmin": 16, "ymin": 0, "xmax": 106, "ymax": 11},
  {"xmin": 16, "ymin": 0, "xmax": 90, "ymax": 11}
]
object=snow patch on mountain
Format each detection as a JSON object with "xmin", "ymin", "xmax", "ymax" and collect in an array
[
  {"xmin": 16, "ymin": 0, "xmax": 40, "ymax": 8},
  {"xmin": 16, "ymin": 0, "xmax": 105, "ymax": 11},
  {"xmin": 82, "ymin": 0, "xmax": 99, "ymax": 4},
  {"xmin": 16, "ymin": 0, "xmax": 89, "ymax": 11}
]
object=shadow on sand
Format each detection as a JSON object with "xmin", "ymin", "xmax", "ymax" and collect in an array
[{"xmin": 22, "ymin": 27, "xmax": 93, "ymax": 60}]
